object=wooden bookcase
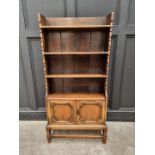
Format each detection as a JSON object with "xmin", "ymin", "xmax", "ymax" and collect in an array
[{"xmin": 38, "ymin": 12, "xmax": 113, "ymax": 144}]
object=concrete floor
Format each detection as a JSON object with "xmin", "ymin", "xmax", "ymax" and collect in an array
[{"xmin": 19, "ymin": 121, "xmax": 135, "ymax": 155}]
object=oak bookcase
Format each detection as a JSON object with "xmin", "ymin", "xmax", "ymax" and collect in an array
[{"xmin": 38, "ymin": 12, "xmax": 113, "ymax": 144}]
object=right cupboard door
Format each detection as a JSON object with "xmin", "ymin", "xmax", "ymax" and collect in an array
[{"xmin": 77, "ymin": 100, "xmax": 106, "ymax": 124}]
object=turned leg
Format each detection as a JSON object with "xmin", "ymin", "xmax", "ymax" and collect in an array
[
  {"xmin": 102, "ymin": 128, "xmax": 108, "ymax": 144},
  {"xmin": 46, "ymin": 127, "xmax": 51, "ymax": 143}
]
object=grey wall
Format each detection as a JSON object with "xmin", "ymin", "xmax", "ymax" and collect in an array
[{"xmin": 19, "ymin": 0, "xmax": 135, "ymax": 121}]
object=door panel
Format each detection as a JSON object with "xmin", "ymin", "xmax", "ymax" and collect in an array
[
  {"xmin": 77, "ymin": 100, "xmax": 105, "ymax": 124},
  {"xmin": 48, "ymin": 100, "xmax": 76, "ymax": 124}
]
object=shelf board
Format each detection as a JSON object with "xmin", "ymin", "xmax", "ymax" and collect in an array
[
  {"xmin": 44, "ymin": 51, "xmax": 110, "ymax": 55},
  {"xmin": 47, "ymin": 93, "xmax": 105, "ymax": 100},
  {"xmin": 41, "ymin": 25, "xmax": 111, "ymax": 29},
  {"xmin": 45, "ymin": 74, "xmax": 108, "ymax": 78},
  {"xmin": 47, "ymin": 124, "xmax": 106, "ymax": 130}
]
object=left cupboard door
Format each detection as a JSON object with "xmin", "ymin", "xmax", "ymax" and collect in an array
[{"xmin": 47, "ymin": 100, "xmax": 76, "ymax": 124}]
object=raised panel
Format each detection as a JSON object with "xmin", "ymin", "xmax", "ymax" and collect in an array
[
  {"xmin": 53, "ymin": 104, "xmax": 72, "ymax": 121},
  {"xmin": 48, "ymin": 100, "xmax": 75, "ymax": 124},
  {"xmin": 19, "ymin": 46, "xmax": 28, "ymax": 107},
  {"xmin": 127, "ymin": 0, "xmax": 135, "ymax": 25},
  {"xmin": 108, "ymin": 36, "xmax": 118, "ymax": 108},
  {"xmin": 120, "ymin": 36, "xmax": 135, "ymax": 108},
  {"xmin": 78, "ymin": 100, "xmax": 105, "ymax": 123},
  {"xmin": 23, "ymin": 0, "xmax": 66, "ymax": 30},
  {"xmin": 28, "ymin": 38, "xmax": 45, "ymax": 108},
  {"xmin": 75, "ymin": 0, "xmax": 120, "ymax": 24},
  {"xmin": 80, "ymin": 105, "xmax": 100, "ymax": 121}
]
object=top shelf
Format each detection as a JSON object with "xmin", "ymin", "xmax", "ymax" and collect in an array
[
  {"xmin": 38, "ymin": 12, "xmax": 114, "ymax": 30},
  {"xmin": 40, "ymin": 25, "xmax": 112, "ymax": 30},
  {"xmin": 44, "ymin": 51, "xmax": 110, "ymax": 55}
]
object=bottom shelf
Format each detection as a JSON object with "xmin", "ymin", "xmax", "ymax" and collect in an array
[
  {"xmin": 47, "ymin": 124, "xmax": 106, "ymax": 130},
  {"xmin": 47, "ymin": 93, "xmax": 105, "ymax": 100}
]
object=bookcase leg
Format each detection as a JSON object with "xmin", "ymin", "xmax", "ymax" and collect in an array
[
  {"xmin": 102, "ymin": 128, "xmax": 108, "ymax": 144},
  {"xmin": 46, "ymin": 127, "xmax": 51, "ymax": 143}
]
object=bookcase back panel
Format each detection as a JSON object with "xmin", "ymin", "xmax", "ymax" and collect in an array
[
  {"xmin": 46, "ymin": 55, "xmax": 107, "ymax": 74},
  {"xmin": 44, "ymin": 30, "xmax": 109, "ymax": 52},
  {"xmin": 61, "ymin": 32, "xmax": 78, "ymax": 51},
  {"xmin": 45, "ymin": 17, "xmax": 106, "ymax": 26},
  {"xmin": 91, "ymin": 31, "xmax": 105, "ymax": 51},
  {"xmin": 46, "ymin": 56, "xmax": 63, "ymax": 73},
  {"xmin": 48, "ymin": 79, "xmax": 64, "ymax": 93},
  {"xmin": 45, "ymin": 31, "xmax": 61, "ymax": 51},
  {"xmin": 48, "ymin": 78, "xmax": 105, "ymax": 93}
]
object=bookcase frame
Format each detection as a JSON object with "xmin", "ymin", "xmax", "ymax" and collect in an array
[{"xmin": 38, "ymin": 12, "xmax": 113, "ymax": 144}]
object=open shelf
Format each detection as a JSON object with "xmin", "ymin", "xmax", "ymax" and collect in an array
[
  {"xmin": 44, "ymin": 51, "xmax": 110, "ymax": 55},
  {"xmin": 47, "ymin": 93, "xmax": 105, "ymax": 100},
  {"xmin": 41, "ymin": 25, "xmax": 111, "ymax": 30},
  {"xmin": 47, "ymin": 78, "xmax": 105, "ymax": 94},
  {"xmin": 45, "ymin": 74, "xmax": 108, "ymax": 78},
  {"xmin": 46, "ymin": 55, "xmax": 107, "ymax": 74},
  {"xmin": 43, "ymin": 30, "xmax": 110, "ymax": 52}
]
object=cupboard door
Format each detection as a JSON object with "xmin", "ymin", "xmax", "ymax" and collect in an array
[
  {"xmin": 47, "ymin": 100, "xmax": 76, "ymax": 124},
  {"xmin": 77, "ymin": 100, "xmax": 105, "ymax": 124}
]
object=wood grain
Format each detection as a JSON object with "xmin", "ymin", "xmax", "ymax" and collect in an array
[
  {"xmin": 38, "ymin": 12, "xmax": 113, "ymax": 143},
  {"xmin": 47, "ymin": 124, "xmax": 106, "ymax": 130},
  {"xmin": 44, "ymin": 51, "xmax": 110, "ymax": 55},
  {"xmin": 41, "ymin": 25, "xmax": 111, "ymax": 29},
  {"xmin": 47, "ymin": 93, "xmax": 105, "ymax": 100},
  {"xmin": 45, "ymin": 74, "xmax": 108, "ymax": 78},
  {"xmin": 51, "ymin": 134, "xmax": 103, "ymax": 138}
]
